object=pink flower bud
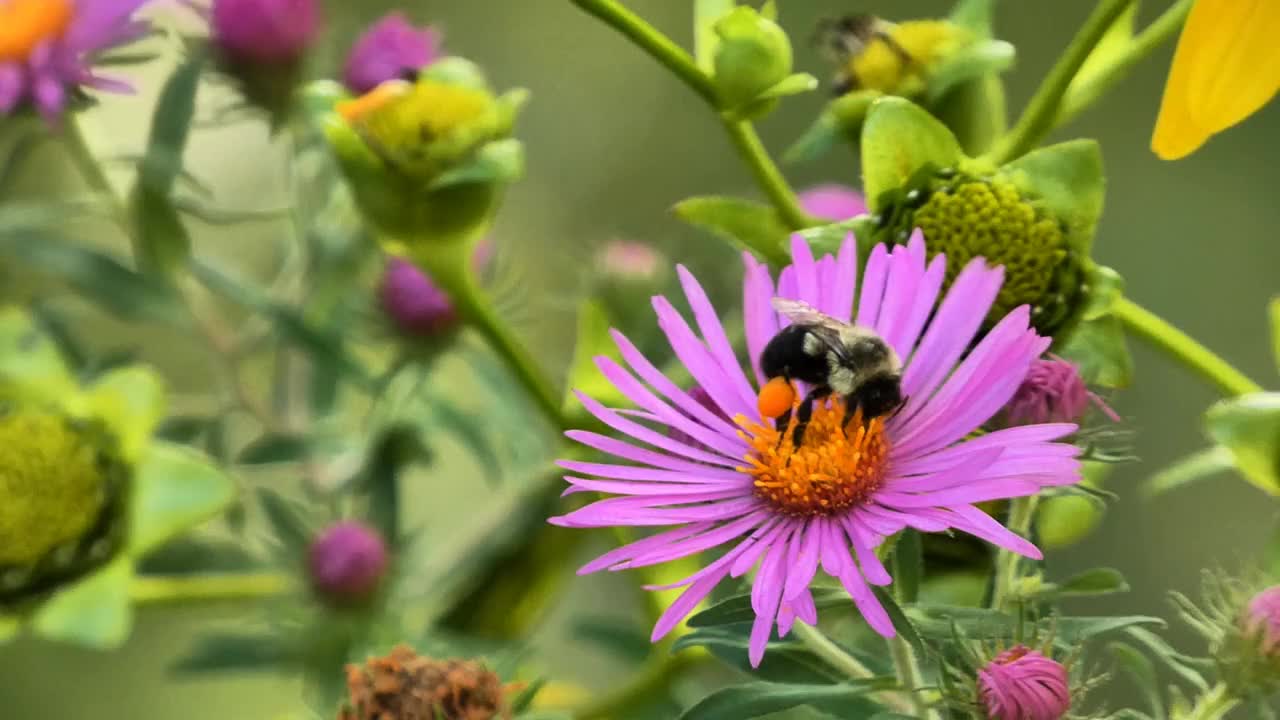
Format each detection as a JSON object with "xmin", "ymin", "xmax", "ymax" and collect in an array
[
  {"xmin": 308, "ymin": 521, "xmax": 388, "ymax": 606},
  {"xmin": 343, "ymin": 12, "xmax": 441, "ymax": 95},
  {"xmin": 211, "ymin": 0, "xmax": 320, "ymax": 64},
  {"xmin": 1246, "ymin": 585, "xmax": 1280, "ymax": 653},
  {"xmin": 1004, "ymin": 357, "xmax": 1119, "ymax": 426},
  {"xmin": 597, "ymin": 240, "xmax": 662, "ymax": 281},
  {"xmin": 379, "ymin": 257, "xmax": 458, "ymax": 337},
  {"xmin": 978, "ymin": 646, "xmax": 1071, "ymax": 720},
  {"xmin": 799, "ymin": 184, "xmax": 868, "ymax": 221}
]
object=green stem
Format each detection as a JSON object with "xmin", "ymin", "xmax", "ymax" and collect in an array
[
  {"xmin": 986, "ymin": 0, "xmax": 1134, "ymax": 164},
  {"xmin": 1113, "ymin": 296, "xmax": 1263, "ymax": 397},
  {"xmin": 1056, "ymin": 0, "xmax": 1194, "ymax": 127},
  {"xmin": 888, "ymin": 635, "xmax": 941, "ymax": 720},
  {"xmin": 130, "ymin": 572, "xmax": 291, "ymax": 604},
  {"xmin": 63, "ymin": 116, "xmax": 129, "ymax": 231},
  {"xmin": 569, "ymin": 0, "xmax": 718, "ymax": 106},
  {"xmin": 721, "ymin": 119, "xmax": 817, "ymax": 236},
  {"xmin": 991, "ymin": 496, "xmax": 1038, "ymax": 610},
  {"xmin": 571, "ymin": 647, "xmax": 703, "ymax": 720},
  {"xmin": 792, "ymin": 622, "xmax": 916, "ymax": 715},
  {"xmin": 1178, "ymin": 682, "xmax": 1241, "ymax": 720},
  {"xmin": 410, "ymin": 241, "xmax": 568, "ymax": 430}
]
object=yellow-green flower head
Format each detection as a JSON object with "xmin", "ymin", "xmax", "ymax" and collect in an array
[
  {"xmin": 884, "ymin": 171, "xmax": 1084, "ymax": 336},
  {"xmin": 0, "ymin": 308, "xmax": 234, "ymax": 648},
  {"xmin": 0, "ymin": 408, "xmax": 127, "ymax": 601},
  {"xmin": 315, "ymin": 57, "xmax": 527, "ymax": 242},
  {"xmin": 829, "ymin": 17, "xmax": 970, "ymax": 97}
]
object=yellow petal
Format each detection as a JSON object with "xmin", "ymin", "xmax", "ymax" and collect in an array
[{"xmin": 1153, "ymin": 0, "xmax": 1280, "ymax": 159}]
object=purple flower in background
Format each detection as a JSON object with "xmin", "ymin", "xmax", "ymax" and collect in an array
[
  {"xmin": 551, "ymin": 233, "xmax": 1081, "ymax": 666},
  {"xmin": 597, "ymin": 239, "xmax": 662, "ymax": 281},
  {"xmin": 799, "ymin": 183, "xmax": 868, "ymax": 221},
  {"xmin": 343, "ymin": 12, "xmax": 440, "ymax": 95},
  {"xmin": 1004, "ymin": 356, "xmax": 1120, "ymax": 426},
  {"xmin": 308, "ymin": 521, "xmax": 388, "ymax": 606},
  {"xmin": 379, "ymin": 243, "xmax": 491, "ymax": 337},
  {"xmin": 1246, "ymin": 586, "xmax": 1280, "ymax": 653},
  {"xmin": 211, "ymin": 0, "xmax": 319, "ymax": 64},
  {"xmin": 978, "ymin": 646, "xmax": 1072, "ymax": 720},
  {"xmin": 0, "ymin": 0, "xmax": 151, "ymax": 123}
]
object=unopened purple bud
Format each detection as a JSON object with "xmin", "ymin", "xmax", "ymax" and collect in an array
[
  {"xmin": 597, "ymin": 240, "xmax": 662, "ymax": 281},
  {"xmin": 1004, "ymin": 357, "xmax": 1119, "ymax": 426},
  {"xmin": 308, "ymin": 521, "xmax": 388, "ymax": 605},
  {"xmin": 379, "ymin": 257, "xmax": 459, "ymax": 337},
  {"xmin": 211, "ymin": 0, "xmax": 321, "ymax": 64},
  {"xmin": 1246, "ymin": 586, "xmax": 1280, "ymax": 653},
  {"xmin": 799, "ymin": 184, "xmax": 868, "ymax": 221},
  {"xmin": 343, "ymin": 13, "xmax": 442, "ymax": 95},
  {"xmin": 978, "ymin": 646, "xmax": 1071, "ymax": 720}
]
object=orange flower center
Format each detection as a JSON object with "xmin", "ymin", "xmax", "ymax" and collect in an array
[
  {"xmin": 0, "ymin": 0, "xmax": 73, "ymax": 62},
  {"xmin": 739, "ymin": 398, "xmax": 890, "ymax": 517}
]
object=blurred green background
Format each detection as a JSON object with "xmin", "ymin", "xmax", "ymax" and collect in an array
[{"xmin": 2, "ymin": 1, "xmax": 1279, "ymax": 717}]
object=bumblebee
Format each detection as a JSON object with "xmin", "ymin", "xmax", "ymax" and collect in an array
[
  {"xmin": 758, "ymin": 299, "xmax": 904, "ymax": 446},
  {"xmin": 814, "ymin": 14, "xmax": 912, "ymax": 95}
]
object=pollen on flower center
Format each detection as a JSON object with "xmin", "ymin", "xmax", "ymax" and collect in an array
[
  {"xmin": 0, "ymin": 0, "xmax": 74, "ymax": 62},
  {"xmin": 739, "ymin": 399, "xmax": 889, "ymax": 516}
]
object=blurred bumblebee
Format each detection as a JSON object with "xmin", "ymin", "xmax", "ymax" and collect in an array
[
  {"xmin": 757, "ymin": 298, "xmax": 904, "ymax": 448},
  {"xmin": 815, "ymin": 15, "xmax": 967, "ymax": 96}
]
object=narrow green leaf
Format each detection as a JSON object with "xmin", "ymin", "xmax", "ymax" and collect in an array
[
  {"xmin": 674, "ymin": 624, "xmax": 854, "ymax": 683},
  {"xmin": 872, "ymin": 587, "xmax": 925, "ymax": 654},
  {"xmin": 32, "ymin": 557, "xmax": 134, "ymax": 648},
  {"xmin": 172, "ymin": 630, "xmax": 295, "ymax": 673},
  {"xmin": 861, "ymin": 97, "xmax": 964, "ymax": 212},
  {"xmin": 128, "ymin": 441, "xmax": 237, "ymax": 556},
  {"xmin": 756, "ymin": 73, "xmax": 818, "ymax": 100},
  {"xmin": 949, "ymin": 0, "xmax": 997, "ymax": 37},
  {"xmin": 434, "ymin": 400, "xmax": 500, "ymax": 476},
  {"xmin": 237, "ymin": 433, "xmax": 311, "ymax": 465},
  {"xmin": 678, "ymin": 679, "xmax": 896, "ymax": 720},
  {"xmin": 358, "ymin": 426, "xmax": 424, "ymax": 541},
  {"xmin": 1043, "ymin": 567, "xmax": 1129, "ymax": 599},
  {"xmin": 508, "ymin": 678, "xmax": 548, "ymax": 714},
  {"xmin": 1204, "ymin": 392, "xmax": 1280, "ymax": 495},
  {"xmin": 137, "ymin": 535, "xmax": 263, "ymax": 575},
  {"xmin": 1109, "ymin": 642, "xmax": 1165, "ymax": 718},
  {"xmin": 1122, "ymin": 626, "xmax": 1212, "ymax": 692},
  {"xmin": 157, "ymin": 415, "xmax": 215, "ymax": 444},
  {"xmin": 1145, "ymin": 446, "xmax": 1234, "ymax": 497},
  {"xmin": 689, "ymin": 588, "xmax": 849, "ymax": 628},
  {"xmin": 1052, "ymin": 615, "xmax": 1165, "ymax": 645},
  {"xmin": 673, "ymin": 196, "xmax": 789, "ymax": 260},
  {"xmin": 256, "ymin": 487, "xmax": 313, "ymax": 554},
  {"xmin": 925, "ymin": 40, "xmax": 1015, "ymax": 103},
  {"xmin": 573, "ymin": 617, "xmax": 652, "ymax": 661},
  {"xmin": 0, "ymin": 305, "xmax": 77, "ymax": 402},
  {"xmin": 892, "ymin": 530, "xmax": 923, "ymax": 604},
  {"xmin": 83, "ymin": 365, "xmax": 167, "ymax": 462}
]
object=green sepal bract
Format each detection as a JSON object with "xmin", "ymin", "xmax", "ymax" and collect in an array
[{"xmin": 1204, "ymin": 392, "xmax": 1280, "ymax": 496}]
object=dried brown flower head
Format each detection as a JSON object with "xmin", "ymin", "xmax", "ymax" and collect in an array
[{"xmin": 338, "ymin": 645, "xmax": 510, "ymax": 720}]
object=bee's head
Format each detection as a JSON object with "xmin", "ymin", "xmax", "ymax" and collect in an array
[{"xmin": 854, "ymin": 375, "xmax": 903, "ymax": 420}]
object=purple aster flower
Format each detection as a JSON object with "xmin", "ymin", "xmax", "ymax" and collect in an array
[
  {"xmin": 977, "ymin": 646, "xmax": 1072, "ymax": 720},
  {"xmin": 308, "ymin": 520, "xmax": 388, "ymax": 606},
  {"xmin": 799, "ymin": 183, "xmax": 868, "ymax": 221},
  {"xmin": 1246, "ymin": 586, "xmax": 1280, "ymax": 653},
  {"xmin": 550, "ymin": 233, "xmax": 1081, "ymax": 666},
  {"xmin": 343, "ymin": 12, "xmax": 441, "ymax": 95},
  {"xmin": 210, "ymin": 0, "xmax": 320, "ymax": 64},
  {"xmin": 0, "ymin": 0, "xmax": 151, "ymax": 124},
  {"xmin": 1004, "ymin": 356, "xmax": 1120, "ymax": 426}
]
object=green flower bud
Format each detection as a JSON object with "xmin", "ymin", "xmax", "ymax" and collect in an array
[
  {"xmin": 0, "ymin": 406, "xmax": 127, "ymax": 603},
  {"xmin": 713, "ymin": 4, "xmax": 792, "ymax": 119},
  {"xmin": 880, "ymin": 171, "xmax": 1086, "ymax": 337},
  {"xmin": 318, "ymin": 58, "xmax": 527, "ymax": 243}
]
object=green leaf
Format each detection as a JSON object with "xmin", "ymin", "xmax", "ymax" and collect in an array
[
  {"xmin": 172, "ymin": 630, "xmax": 295, "ymax": 673},
  {"xmin": 129, "ymin": 187, "xmax": 192, "ymax": 275},
  {"xmin": 156, "ymin": 415, "xmax": 214, "ymax": 444},
  {"xmin": 32, "ymin": 557, "xmax": 134, "ymax": 648},
  {"xmin": 892, "ymin": 530, "xmax": 923, "ymax": 603},
  {"xmin": 756, "ymin": 73, "xmax": 818, "ymax": 100},
  {"xmin": 678, "ymin": 679, "xmax": 897, "ymax": 720},
  {"xmin": 573, "ymin": 617, "xmax": 652, "ymax": 661},
  {"xmin": 872, "ymin": 587, "xmax": 925, "ymax": 654},
  {"xmin": 0, "ymin": 306, "xmax": 77, "ymax": 403},
  {"xmin": 1122, "ymin": 626, "xmax": 1212, "ymax": 692},
  {"xmin": 0, "ymin": 230, "xmax": 183, "ymax": 324},
  {"xmin": 236, "ymin": 433, "xmax": 311, "ymax": 465},
  {"xmin": 357, "ymin": 426, "xmax": 425, "ymax": 540},
  {"xmin": 428, "ymin": 138, "xmax": 525, "ymax": 190},
  {"xmin": 1001, "ymin": 139, "xmax": 1105, "ymax": 258},
  {"xmin": 1082, "ymin": 264, "xmax": 1125, "ymax": 321},
  {"xmin": 925, "ymin": 40, "xmax": 1015, "ymax": 104},
  {"xmin": 689, "ymin": 588, "xmax": 849, "ymax": 628},
  {"xmin": 1145, "ymin": 446, "xmax": 1234, "ymax": 497},
  {"xmin": 128, "ymin": 441, "xmax": 237, "ymax": 556},
  {"xmin": 673, "ymin": 196, "xmax": 789, "ymax": 261},
  {"xmin": 1204, "ymin": 392, "xmax": 1280, "ymax": 495},
  {"xmin": 0, "ymin": 615, "xmax": 19, "ymax": 644},
  {"xmin": 1109, "ymin": 642, "xmax": 1165, "ymax": 718},
  {"xmin": 796, "ymin": 221, "xmax": 857, "ymax": 260},
  {"xmin": 1057, "ymin": 313, "xmax": 1132, "ymax": 388},
  {"xmin": 563, "ymin": 301, "xmax": 629, "ymax": 411},
  {"xmin": 1053, "ymin": 615, "xmax": 1165, "ymax": 645},
  {"xmin": 433, "ymin": 400, "xmax": 501, "ymax": 477},
  {"xmin": 509, "ymin": 678, "xmax": 548, "ymax": 714},
  {"xmin": 674, "ymin": 624, "xmax": 856, "ymax": 683},
  {"xmin": 786, "ymin": 91, "xmax": 879, "ymax": 164},
  {"xmin": 83, "ymin": 366, "xmax": 166, "ymax": 462},
  {"xmin": 861, "ymin": 97, "xmax": 964, "ymax": 213},
  {"xmin": 137, "ymin": 535, "xmax": 263, "ymax": 575},
  {"xmin": 1269, "ymin": 296, "xmax": 1280, "ymax": 372},
  {"xmin": 949, "ymin": 0, "xmax": 997, "ymax": 37},
  {"xmin": 1032, "ymin": 567, "xmax": 1128, "ymax": 601},
  {"xmin": 695, "ymin": 0, "xmax": 735, "ymax": 73},
  {"xmin": 932, "ymin": 73, "xmax": 1007, "ymax": 157},
  {"xmin": 256, "ymin": 487, "xmax": 313, "ymax": 554}
]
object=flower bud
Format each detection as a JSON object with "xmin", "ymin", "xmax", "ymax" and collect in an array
[
  {"xmin": 1004, "ymin": 357, "xmax": 1119, "ymax": 427},
  {"xmin": 320, "ymin": 59, "xmax": 527, "ymax": 242},
  {"xmin": 977, "ymin": 645, "xmax": 1071, "ymax": 720},
  {"xmin": 308, "ymin": 521, "xmax": 388, "ymax": 607},
  {"xmin": 0, "ymin": 406, "xmax": 127, "ymax": 602},
  {"xmin": 379, "ymin": 243, "xmax": 492, "ymax": 338},
  {"xmin": 799, "ymin": 184, "xmax": 867, "ymax": 221},
  {"xmin": 343, "ymin": 13, "xmax": 441, "ymax": 95},
  {"xmin": 596, "ymin": 240, "xmax": 662, "ymax": 282},
  {"xmin": 712, "ymin": 4, "xmax": 792, "ymax": 119},
  {"xmin": 1246, "ymin": 586, "xmax": 1280, "ymax": 654},
  {"xmin": 338, "ymin": 645, "xmax": 509, "ymax": 720},
  {"xmin": 211, "ymin": 0, "xmax": 321, "ymax": 122}
]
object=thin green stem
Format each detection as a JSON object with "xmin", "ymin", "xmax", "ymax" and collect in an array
[
  {"xmin": 1178, "ymin": 682, "xmax": 1240, "ymax": 720},
  {"xmin": 1114, "ymin": 296, "xmax": 1263, "ymax": 397},
  {"xmin": 569, "ymin": 0, "xmax": 718, "ymax": 105},
  {"xmin": 888, "ymin": 635, "xmax": 941, "ymax": 720},
  {"xmin": 571, "ymin": 647, "xmax": 703, "ymax": 720},
  {"xmin": 63, "ymin": 116, "xmax": 130, "ymax": 232},
  {"xmin": 411, "ymin": 241, "xmax": 568, "ymax": 430},
  {"xmin": 721, "ymin": 119, "xmax": 817, "ymax": 236},
  {"xmin": 792, "ymin": 622, "xmax": 916, "ymax": 715},
  {"xmin": 991, "ymin": 496, "xmax": 1038, "ymax": 610},
  {"xmin": 986, "ymin": 0, "xmax": 1134, "ymax": 164},
  {"xmin": 1056, "ymin": 0, "xmax": 1194, "ymax": 127},
  {"xmin": 130, "ymin": 572, "xmax": 292, "ymax": 604}
]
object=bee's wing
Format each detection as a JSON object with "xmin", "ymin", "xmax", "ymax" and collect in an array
[{"xmin": 771, "ymin": 298, "xmax": 842, "ymax": 327}]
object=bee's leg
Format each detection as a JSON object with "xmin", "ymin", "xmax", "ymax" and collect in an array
[
  {"xmin": 773, "ymin": 407, "xmax": 794, "ymax": 451},
  {"xmin": 790, "ymin": 387, "xmax": 831, "ymax": 450},
  {"xmin": 840, "ymin": 396, "xmax": 860, "ymax": 432}
]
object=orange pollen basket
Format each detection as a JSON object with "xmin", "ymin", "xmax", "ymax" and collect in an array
[
  {"xmin": 737, "ymin": 398, "xmax": 890, "ymax": 517},
  {"xmin": 0, "ymin": 0, "xmax": 74, "ymax": 63}
]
